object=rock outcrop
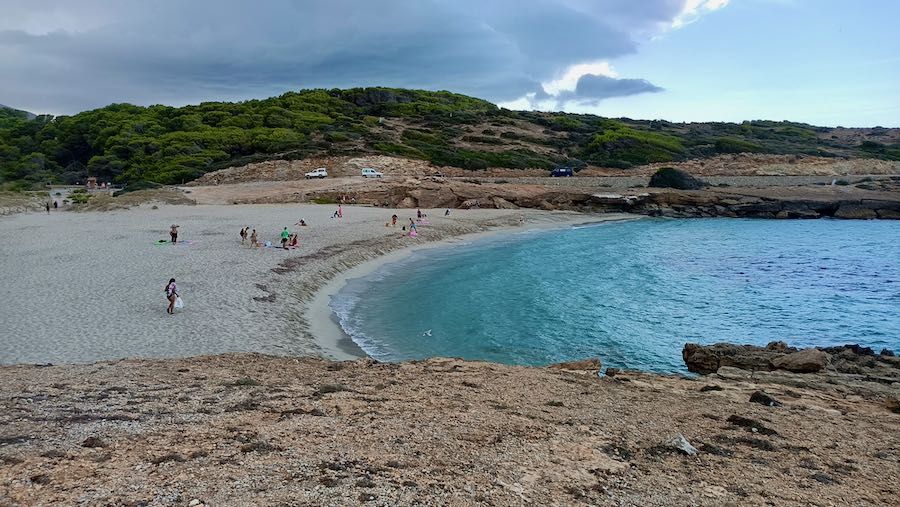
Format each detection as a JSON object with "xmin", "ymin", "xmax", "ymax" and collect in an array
[
  {"xmin": 2, "ymin": 352, "xmax": 897, "ymax": 506},
  {"xmin": 684, "ymin": 342, "xmax": 899, "ymax": 380},
  {"xmin": 771, "ymin": 348, "xmax": 828, "ymax": 373},
  {"xmin": 548, "ymin": 357, "xmax": 601, "ymax": 375},
  {"xmin": 682, "ymin": 342, "xmax": 799, "ymax": 374}
]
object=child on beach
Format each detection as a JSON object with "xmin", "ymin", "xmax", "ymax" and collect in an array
[
  {"xmin": 240, "ymin": 227, "xmax": 248, "ymax": 244},
  {"xmin": 338, "ymin": 204, "xmax": 343, "ymax": 218},
  {"xmin": 164, "ymin": 278, "xmax": 178, "ymax": 314},
  {"xmin": 295, "ymin": 219, "xmax": 308, "ymax": 227},
  {"xmin": 280, "ymin": 227, "xmax": 290, "ymax": 250},
  {"xmin": 391, "ymin": 214, "xmax": 398, "ymax": 227},
  {"xmin": 170, "ymin": 224, "xmax": 179, "ymax": 243},
  {"xmin": 250, "ymin": 229, "xmax": 259, "ymax": 247},
  {"xmin": 289, "ymin": 233, "xmax": 299, "ymax": 248}
]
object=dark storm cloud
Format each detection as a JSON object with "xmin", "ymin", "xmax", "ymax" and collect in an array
[
  {"xmin": 565, "ymin": 73, "xmax": 664, "ymax": 104},
  {"xmin": 0, "ymin": 0, "xmax": 689, "ymax": 114}
]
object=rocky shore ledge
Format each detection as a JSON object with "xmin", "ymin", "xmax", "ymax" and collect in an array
[{"xmin": 1, "ymin": 343, "xmax": 897, "ymax": 506}]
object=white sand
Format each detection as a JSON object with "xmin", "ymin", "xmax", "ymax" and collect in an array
[{"xmin": 0, "ymin": 204, "xmax": 610, "ymax": 365}]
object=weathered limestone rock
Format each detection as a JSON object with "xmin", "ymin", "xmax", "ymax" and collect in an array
[
  {"xmin": 548, "ymin": 357, "xmax": 601, "ymax": 375},
  {"xmin": 749, "ymin": 390, "xmax": 783, "ymax": 407},
  {"xmin": 834, "ymin": 203, "xmax": 878, "ymax": 219},
  {"xmin": 682, "ymin": 343, "xmax": 779, "ymax": 374},
  {"xmin": 492, "ymin": 196, "xmax": 519, "ymax": 209},
  {"xmin": 664, "ymin": 434, "xmax": 698, "ymax": 455},
  {"xmin": 771, "ymin": 349, "xmax": 828, "ymax": 373}
]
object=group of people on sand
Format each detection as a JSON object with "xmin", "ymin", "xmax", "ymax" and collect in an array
[
  {"xmin": 164, "ymin": 206, "xmax": 452, "ymax": 314},
  {"xmin": 385, "ymin": 208, "xmax": 440, "ymax": 238},
  {"xmin": 238, "ymin": 219, "xmax": 309, "ymax": 250}
]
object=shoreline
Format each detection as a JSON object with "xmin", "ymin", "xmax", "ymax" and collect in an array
[
  {"xmin": 3, "ymin": 204, "xmax": 610, "ymax": 367},
  {"xmin": 304, "ymin": 212, "xmax": 642, "ymax": 361}
]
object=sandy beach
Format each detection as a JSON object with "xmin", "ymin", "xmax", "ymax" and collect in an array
[{"xmin": 0, "ymin": 204, "xmax": 614, "ymax": 365}]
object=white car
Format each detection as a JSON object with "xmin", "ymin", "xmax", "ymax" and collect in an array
[
  {"xmin": 305, "ymin": 168, "xmax": 328, "ymax": 179},
  {"xmin": 361, "ymin": 167, "xmax": 383, "ymax": 178}
]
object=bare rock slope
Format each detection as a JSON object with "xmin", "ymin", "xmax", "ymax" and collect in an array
[{"xmin": 1, "ymin": 354, "xmax": 897, "ymax": 506}]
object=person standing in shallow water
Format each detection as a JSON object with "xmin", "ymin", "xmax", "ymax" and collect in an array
[
  {"xmin": 164, "ymin": 278, "xmax": 178, "ymax": 314},
  {"xmin": 170, "ymin": 224, "xmax": 179, "ymax": 243},
  {"xmin": 240, "ymin": 227, "xmax": 248, "ymax": 245}
]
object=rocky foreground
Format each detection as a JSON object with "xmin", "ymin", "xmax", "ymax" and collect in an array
[{"xmin": 1, "ymin": 347, "xmax": 898, "ymax": 506}]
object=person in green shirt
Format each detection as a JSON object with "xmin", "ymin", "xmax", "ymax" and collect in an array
[{"xmin": 280, "ymin": 227, "xmax": 290, "ymax": 250}]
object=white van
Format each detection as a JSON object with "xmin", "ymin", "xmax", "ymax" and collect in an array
[
  {"xmin": 305, "ymin": 168, "xmax": 328, "ymax": 179},
  {"xmin": 361, "ymin": 167, "xmax": 383, "ymax": 178}
]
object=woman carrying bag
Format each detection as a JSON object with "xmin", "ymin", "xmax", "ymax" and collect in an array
[{"xmin": 165, "ymin": 278, "xmax": 182, "ymax": 314}]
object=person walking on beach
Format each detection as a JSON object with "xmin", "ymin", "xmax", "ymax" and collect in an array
[
  {"xmin": 240, "ymin": 227, "xmax": 248, "ymax": 244},
  {"xmin": 250, "ymin": 229, "xmax": 259, "ymax": 247},
  {"xmin": 164, "ymin": 278, "xmax": 178, "ymax": 314},
  {"xmin": 280, "ymin": 227, "xmax": 290, "ymax": 250},
  {"xmin": 45, "ymin": 201, "xmax": 50, "ymax": 214},
  {"xmin": 170, "ymin": 224, "xmax": 179, "ymax": 244},
  {"xmin": 338, "ymin": 204, "xmax": 343, "ymax": 218}
]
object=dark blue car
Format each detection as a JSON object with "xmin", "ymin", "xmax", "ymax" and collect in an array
[{"xmin": 550, "ymin": 166, "xmax": 574, "ymax": 177}]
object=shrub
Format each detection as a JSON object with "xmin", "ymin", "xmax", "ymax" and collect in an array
[
  {"xmin": 714, "ymin": 137, "xmax": 764, "ymax": 154},
  {"xmin": 69, "ymin": 191, "xmax": 92, "ymax": 204},
  {"xmin": 324, "ymin": 131, "xmax": 350, "ymax": 143},
  {"xmin": 2, "ymin": 180, "xmax": 30, "ymax": 192},
  {"xmin": 587, "ymin": 124, "xmax": 685, "ymax": 165},
  {"xmin": 648, "ymin": 167, "xmax": 706, "ymax": 190},
  {"xmin": 461, "ymin": 135, "xmax": 504, "ymax": 145},
  {"xmin": 113, "ymin": 180, "xmax": 162, "ymax": 196},
  {"xmin": 372, "ymin": 142, "xmax": 427, "ymax": 160}
]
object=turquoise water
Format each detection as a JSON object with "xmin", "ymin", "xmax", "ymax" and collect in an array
[{"xmin": 332, "ymin": 219, "xmax": 900, "ymax": 373}]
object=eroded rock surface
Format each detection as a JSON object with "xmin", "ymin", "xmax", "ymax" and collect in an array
[{"xmin": 1, "ymin": 353, "xmax": 897, "ymax": 506}]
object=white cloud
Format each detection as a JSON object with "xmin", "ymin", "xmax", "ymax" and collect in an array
[
  {"xmin": 541, "ymin": 61, "xmax": 618, "ymax": 95},
  {"xmin": 672, "ymin": 0, "xmax": 731, "ymax": 28}
]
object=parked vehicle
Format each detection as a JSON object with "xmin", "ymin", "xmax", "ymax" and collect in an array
[
  {"xmin": 550, "ymin": 166, "xmax": 574, "ymax": 177},
  {"xmin": 305, "ymin": 168, "xmax": 328, "ymax": 179},
  {"xmin": 361, "ymin": 167, "xmax": 383, "ymax": 178}
]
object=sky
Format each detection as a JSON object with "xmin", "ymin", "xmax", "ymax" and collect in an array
[{"xmin": 0, "ymin": 0, "xmax": 897, "ymax": 126}]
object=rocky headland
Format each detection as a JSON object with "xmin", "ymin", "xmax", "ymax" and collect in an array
[{"xmin": 182, "ymin": 154, "xmax": 900, "ymax": 220}]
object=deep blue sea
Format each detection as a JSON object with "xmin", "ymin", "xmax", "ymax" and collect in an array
[{"xmin": 332, "ymin": 218, "xmax": 900, "ymax": 373}]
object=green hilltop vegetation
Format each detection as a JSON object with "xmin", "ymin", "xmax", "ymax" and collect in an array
[{"xmin": 1, "ymin": 88, "xmax": 898, "ymax": 189}]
